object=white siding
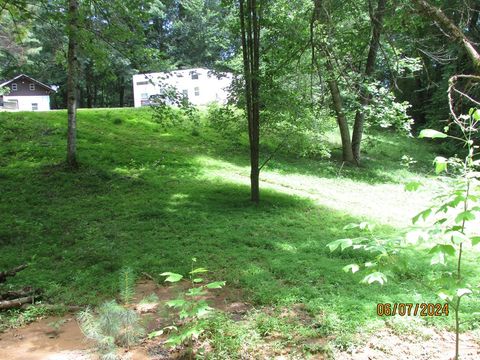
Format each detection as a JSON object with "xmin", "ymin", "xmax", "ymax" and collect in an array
[
  {"xmin": 2, "ymin": 95, "xmax": 50, "ymax": 111},
  {"xmin": 133, "ymin": 68, "xmax": 232, "ymax": 108}
]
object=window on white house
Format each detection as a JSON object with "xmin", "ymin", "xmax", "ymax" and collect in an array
[
  {"xmin": 182, "ymin": 89, "xmax": 188, "ymax": 98},
  {"xmin": 191, "ymin": 73, "xmax": 199, "ymax": 80},
  {"xmin": 136, "ymin": 81, "xmax": 148, "ymax": 85},
  {"xmin": 194, "ymin": 87, "xmax": 200, "ymax": 96},
  {"xmin": 11, "ymin": 83, "xmax": 17, "ymax": 91},
  {"xmin": 141, "ymin": 93, "xmax": 149, "ymax": 99},
  {"xmin": 32, "ymin": 103, "xmax": 38, "ymax": 111},
  {"xmin": 29, "ymin": 83, "xmax": 36, "ymax": 91}
]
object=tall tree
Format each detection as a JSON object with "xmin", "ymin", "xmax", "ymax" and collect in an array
[
  {"xmin": 351, "ymin": 0, "xmax": 387, "ymax": 163},
  {"xmin": 239, "ymin": 0, "xmax": 261, "ymax": 203},
  {"xmin": 66, "ymin": 0, "xmax": 79, "ymax": 168},
  {"xmin": 311, "ymin": 0, "xmax": 355, "ymax": 163}
]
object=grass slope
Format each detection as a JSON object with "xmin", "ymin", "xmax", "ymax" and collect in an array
[{"xmin": 0, "ymin": 108, "xmax": 478, "ymax": 352}]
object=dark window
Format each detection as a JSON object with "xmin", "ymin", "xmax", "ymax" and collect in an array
[
  {"xmin": 29, "ymin": 83, "xmax": 36, "ymax": 91},
  {"xmin": 11, "ymin": 83, "xmax": 17, "ymax": 91},
  {"xmin": 32, "ymin": 103, "xmax": 38, "ymax": 111},
  {"xmin": 192, "ymin": 73, "xmax": 199, "ymax": 80},
  {"xmin": 136, "ymin": 81, "xmax": 149, "ymax": 85},
  {"xmin": 194, "ymin": 87, "xmax": 200, "ymax": 96}
]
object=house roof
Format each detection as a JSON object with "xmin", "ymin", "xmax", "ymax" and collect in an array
[{"xmin": 0, "ymin": 74, "xmax": 55, "ymax": 92}]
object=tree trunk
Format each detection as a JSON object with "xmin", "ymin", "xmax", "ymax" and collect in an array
[
  {"xmin": 240, "ymin": 0, "xmax": 261, "ymax": 203},
  {"xmin": 311, "ymin": 0, "xmax": 355, "ymax": 164},
  {"xmin": 326, "ymin": 74, "xmax": 355, "ymax": 163},
  {"xmin": 66, "ymin": 0, "xmax": 79, "ymax": 168},
  {"xmin": 118, "ymin": 76, "xmax": 125, "ymax": 107},
  {"xmin": 86, "ymin": 60, "xmax": 94, "ymax": 108},
  {"xmin": 411, "ymin": 0, "xmax": 480, "ymax": 72},
  {"xmin": 351, "ymin": 0, "xmax": 387, "ymax": 163}
]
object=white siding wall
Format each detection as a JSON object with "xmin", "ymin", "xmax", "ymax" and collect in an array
[
  {"xmin": 133, "ymin": 68, "xmax": 232, "ymax": 108},
  {"xmin": 2, "ymin": 95, "xmax": 50, "ymax": 111}
]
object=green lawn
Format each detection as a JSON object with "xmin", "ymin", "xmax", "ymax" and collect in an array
[{"xmin": 0, "ymin": 108, "xmax": 478, "ymax": 354}]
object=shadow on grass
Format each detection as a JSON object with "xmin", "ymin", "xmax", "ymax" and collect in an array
[{"xmin": 0, "ymin": 110, "xmax": 474, "ymax": 338}]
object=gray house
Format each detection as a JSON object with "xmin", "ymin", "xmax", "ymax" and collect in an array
[{"xmin": 0, "ymin": 74, "xmax": 54, "ymax": 111}]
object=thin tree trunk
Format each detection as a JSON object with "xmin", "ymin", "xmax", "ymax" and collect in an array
[
  {"xmin": 86, "ymin": 61, "xmax": 94, "ymax": 108},
  {"xmin": 251, "ymin": 0, "xmax": 260, "ymax": 203},
  {"xmin": 118, "ymin": 76, "xmax": 125, "ymax": 107},
  {"xmin": 411, "ymin": 0, "xmax": 480, "ymax": 72},
  {"xmin": 351, "ymin": 0, "xmax": 387, "ymax": 163},
  {"xmin": 311, "ymin": 0, "xmax": 354, "ymax": 163},
  {"xmin": 240, "ymin": 0, "xmax": 261, "ymax": 203},
  {"xmin": 326, "ymin": 72, "xmax": 354, "ymax": 163},
  {"xmin": 66, "ymin": 0, "xmax": 79, "ymax": 168}
]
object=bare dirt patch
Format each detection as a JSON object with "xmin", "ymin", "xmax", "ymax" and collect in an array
[
  {"xmin": 334, "ymin": 327, "xmax": 480, "ymax": 360},
  {"xmin": 0, "ymin": 279, "xmax": 249, "ymax": 360}
]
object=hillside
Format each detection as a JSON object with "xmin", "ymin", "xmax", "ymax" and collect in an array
[{"xmin": 0, "ymin": 108, "xmax": 479, "ymax": 358}]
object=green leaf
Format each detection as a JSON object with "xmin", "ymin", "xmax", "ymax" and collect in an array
[
  {"xmin": 343, "ymin": 223, "xmax": 359, "ymax": 230},
  {"xmin": 193, "ymin": 278, "xmax": 204, "ymax": 283},
  {"xmin": 434, "ymin": 157, "xmax": 448, "ymax": 174},
  {"xmin": 361, "ymin": 272, "xmax": 387, "ymax": 285},
  {"xmin": 148, "ymin": 330, "xmax": 164, "ymax": 339},
  {"xmin": 327, "ymin": 239, "xmax": 353, "ymax": 252},
  {"xmin": 419, "ymin": 129, "xmax": 448, "ymax": 139},
  {"xmin": 412, "ymin": 208, "xmax": 432, "ymax": 224},
  {"xmin": 160, "ymin": 272, "xmax": 183, "ymax": 283},
  {"xmin": 405, "ymin": 181, "xmax": 421, "ymax": 192},
  {"xmin": 438, "ymin": 290, "xmax": 453, "ymax": 302},
  {"xmin": 471, "ymin": 236, "xmax": 480, "ymax": 246},
  {"xmin": 189, "ymin": 267, "xmax": 208, "ymax": 274},
  {"xmin": 166, "ymin": 299, "xmax": 186, "ymax": 308},
  {"xmin": 455, "ymin": 211, "xmax": 476, "ymax": 224},
  {"xmin": 342, "ymin": 264, "xmax": 360, "ymax": 274},
  {"xmin": 450, "ymin": 232, "xmax": 468, "ymax": 244},
  {"xmin": 186, "ymin": 287, "xmax": 207, "ymax": 296},
  {"xmin": 205, "ymin": 281, "xmax": 226, "ymax": 289},
  {"xmin": 470, "ymin": 108, "xmax": 480, "ymax": 121},
  {"xmin": 430, "ymin": 244, "xmax": 455, "ymax": 256},
  {"xmin": 457, "ymin": 288, "xmax": 472, "ymax": 298}
]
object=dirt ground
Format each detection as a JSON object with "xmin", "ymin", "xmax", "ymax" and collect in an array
[
  {"xmin": 0, "ymin": 280, "xmax": 479, "ymax": 359},
  {"xmin": 334, "ymin": 326, "xmax": 480, "ymax": 360}
]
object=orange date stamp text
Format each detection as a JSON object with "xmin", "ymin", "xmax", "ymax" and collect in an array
[{"xmin": 376, "ymin": 303, "xmax": 449, "ymax": 317}]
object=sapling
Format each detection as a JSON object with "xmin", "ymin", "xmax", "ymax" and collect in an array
[
  {"xmin": 151, "ymin": 258, "xmax": 225, "ymax": 358},
  {"xmin": 328, "ymin": 108, "xmax": 480, "ymax": 360},
  {"xmin": 119, "ymin": 267, "xmax": 135, "ymax": 305},
  {"xmin": 78, "ymin": 300, "xmax": 144, "ymax": 360}
]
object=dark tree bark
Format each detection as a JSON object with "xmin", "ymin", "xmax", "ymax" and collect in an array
[
  {"xmin": 351, "ymin": 0, "xmax": 387, "ymax": 163},
  {"xmin": 240, "ymin": 0, "xmax": 261, "ymax": 203},
  {"xmin": 411, "ymin": 0, "xmax": 480, "ymax": 72},
  {"xmin": 118, "ymin": 75, "xmax": 125, "ymax": 107},
  {"xmin": 0, "ymin": 296, "xmax": 34, "ymax": 310},
  {"xmin": 66, "ymin": 0, "xmax": 79, "ymax": 168},
  {"xmin": 311, "ymin": 0, "xmax": 355, "ymax": 164},
  {"xmin": 86, "ymin": 60, "xmax": 94, "ymax": 108},
  {"xmin": 0, "ymin": 264, "xmax": 27, "ymax": 284}
]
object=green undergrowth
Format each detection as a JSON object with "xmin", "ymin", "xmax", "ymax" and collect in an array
[{"xmin": 0, "ymin": 108, "xmax": 478, "ymax": 354}]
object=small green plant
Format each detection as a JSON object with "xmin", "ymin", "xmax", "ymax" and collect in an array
[
  {"xmin": 119, "ymin": 267, "xmax": 135, "ymax": 305},
  {"xmin": 152, "ymin": 258, "xmax": 225, "ymax": 358},
  {"xmin": 78, "ymin": 300, "xmax": 144, "ymax": 360}
]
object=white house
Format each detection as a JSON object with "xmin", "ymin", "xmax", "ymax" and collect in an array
[
  {"xmin": 0, "ymin": 74, "xmax": 54, "ymax": 111},
  {"xmin": 132, "ymin": 68, "xmax": 233, "ymax": 108}
]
